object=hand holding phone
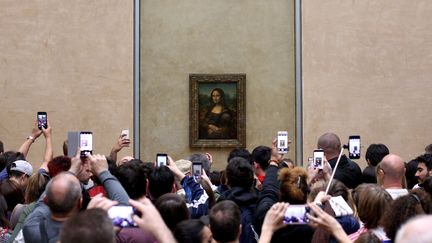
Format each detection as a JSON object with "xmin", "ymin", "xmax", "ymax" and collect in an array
[
  {"xmin": 192, "ymin": 162, "xmax": 202, "ymax": 180},
  {"xmin": 108, "ymin": 206, "xmax": 138, "ymax": 227},
  {"xmin": 156, "ymin": 153, "xmax": 168, "ymax": 167},
  {"xmin": 80, "ymin": 131, "xmax": 93, "ymax": 158},
  {"xmin": 348, "ymin": 135, "xmax": 361, "ymax": 159},
  {"xmin": 313, "ymin": 149, "xmax": 324, "ymax": 169},
  {"xmin": 277, "ymin": 131, "xmax": 289, "ymax": 154},
  {"xmin": 37, "ymin": 112, "xmax": 48, "ymax": 130},
  {"xmin": 284, "ymin": 205, "xmax": 310, "ymax": 224},
  {"xmin": 121, "ymin": 129, "xmax": 130, "ymax": 140}
]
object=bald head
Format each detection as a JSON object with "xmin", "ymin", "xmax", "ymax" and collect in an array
[
  {"xmin": 379, "ymin": 154, "xmax": 405, "ymax": 186},
  {"xmin": 317, "ymin": 133, "xmax": 341, "ymax": 159},
  {"xmin": 395, "ymin": 215, "xmax": 432, "ymax": 243},
  {"xmin": 46, "ymin": 172, "xmax": 82, "ymax": 217}
]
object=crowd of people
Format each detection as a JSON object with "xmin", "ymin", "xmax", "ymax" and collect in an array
[{"xmin": 0, "ymin": 121, "xmax": 431, "ymax": 243}]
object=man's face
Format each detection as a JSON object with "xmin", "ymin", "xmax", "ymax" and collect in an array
[
  {"xmin": 77, "ymin": 161, "xmax": 92, "ymax": 184},
  {"xmin": 415, "ymin": 162, "xmax": 429, "ymax": 183}
]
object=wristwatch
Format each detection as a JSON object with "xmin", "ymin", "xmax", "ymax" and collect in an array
[{"xmin": 27, "ymin": 135, "xmax": 35, "ymax": 143}]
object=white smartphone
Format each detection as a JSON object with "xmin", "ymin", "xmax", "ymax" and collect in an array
[
  {"xmin": 156, "ymin": 153, "xmax": 168, "ymax": 167},
  {"xmin": 348, "ymin": 135, "xmax": 361, "ymax": 159},
  {"xmin": 80, "ymin": 131, "xmax": 93, "ymax": 158},
  {"xmin": 277, "ymin": 131, "xmax": 289, "ymax": 154},
  {"xmin": 192, "ymin": 162, "xmax": 202, "ymax": 180},
  {"xmin": 313, "ymin": 149, "xmax": 324, "ymax": 169},
  {"xmin": 121, "ymin": 129, "xmax": 130, "ymax": 140}
]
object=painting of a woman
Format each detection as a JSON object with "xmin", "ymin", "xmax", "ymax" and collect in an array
[{"xmin": 199, "ymin": 88, "xmax": 236, "ymax": 139}]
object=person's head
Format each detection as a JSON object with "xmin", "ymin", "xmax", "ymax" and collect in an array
[
  {"xmin": 9, "ymin": 160, "xmax": 33, "ymax": 190},
  {"xmin": 354, "ymin": 231, "xmax": 381, "ymax": 243},
  {"xmin": 425, "ymin": 144, "xmax": 432, "ymax": 154},
  {"xmin": 226, "ymin": 157, "xmax": 254, "ymax": 190},
  {"xmin": 25, "ymin": 172, "xmax": 50, "ymax": 204},
  {"xmin": 405, "ymin": 159, "xmax": 419, "ymax": 189},
  {"xmin": 210, "ymin": 201, "xmax": 241, "ymax": 243},
  {"xmin": 227, "ymin": 148, "xmax": 252, "ymax": 165},
  {"xmin": 209, "ymin": 171, "xmax": 221, "ymax": 186},
  {"xmin": 377, "ymin": 154, "xmax": 406, "ymax": 188},
  {"xmin": 280, "ymin": 158, "xmax": 295, "ymax": 169},
  {"xmin": 115, "ymin": 159, "xmax": 147, "ymax": 200},
  {"xmin": 0, "ymin": 179, "xmax": 23, "ymax": 212},
  {"xmin": 365, "ymin": 144, "xmax": 390, "ymax": 166},
  {"xmin": 148, "ymin": 166, "xmax": 175, "ymax": 200},
  {"xmin": 175, "ymin": 159, "xmax": 192, "ymax": 176},
  {"xmin": 174, "ymin": 219, "xmax": 213, "ymax": 243},
  {"xmin": 210, "ymin": 88, "xmax": 225, "ymax": 105},
  {"xmin": 0, "ymin": 151, "xmax": 25, "ymax": 175},
  {"xmin": 252, "ymin": 145, "xmax": 271, "ymax": 171},
  {"xmin": 60, "ymin": 208, "xmax": 115, "ymax": 243},
  {"xmin": 0, "ymin": 140, "xmax": 3, "ymax": 154},
  {"xmin": 47, "ymin": 156, "xmax": 71, "ymax": 178},
  {"xmin": 0, "ymin": 194, "xmax": 9, "ymax": 228},
  {"xmin": 278, "ymin": 167, "xmax": 309, "ymax": 204},
  {"xmin": 45, "ymin": 172, "xmax": 82, "ymax": 218},
  {"xmin": 118, "ymin": 156, "xmax": 134, "ymax": 166},
  {"xmin": 415, "ymin": 154, "xmax": 432, "ymax": 184},
  {"xmin": 383, "ymin": 190, "xmax": 432, "ymax": 241},
  {"xmin": 356, "ymin": 184, "xmax": 393, "ymax": 229},
  {"xmin": 395, "ymin": 215, "xmax": 432, "ymax": 243},
  {"xmin": 317, "ymin": 133, "xmax": 341, "ymax": 160},
  {"xmin": 155, "ymin": 193, "xmax": 189, "ymax": 232},
  {"xmin": 188, "ymin": 154, "xmax": 211, "ymax": 174}
]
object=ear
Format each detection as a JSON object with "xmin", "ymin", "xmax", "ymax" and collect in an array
[{"xmin": 78, "ymin": 198, "xmax": 83, "ymax": 209}]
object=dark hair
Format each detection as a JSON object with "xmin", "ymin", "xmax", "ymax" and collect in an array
[
  {"xmin": 278, "ymin": 167, "xmax": 309, "ymax": 204},
  {"xmin": 226, "ymin": 157, "xmax": 254, "ymax": 189},
  {"xmin": 383, "ymin": 190, "xmax": 432, "ymax": 241},
  {"xmin": 405, "ymin": 159, "xmax": 419, "ymax": 189},
  {"xmin": 174, "ymin": 219, "xmax": 206, "ymax": 243},
  {"xmin": 188, "ymin": 153, "xmax": 211, "ymax": 174},
  {"xmin": 227, "ymin": 148, "xmax": 252, "ymax": 165},
  {"xmin": 416, "ymin": 154, "xmax": 432, "ymax": 171},
  {"xmin": 60, "ymin": 208, "xmax": 115, "ymax": 243},
  {"xmin": 0, "ymin": 140, "xmax": 4, "ymax": 154},
  {"xmin": 421, "ymin": 176, "xmax": 432, "ymax": 197},
  {"xmin": 0, "ymin": 180, "xmax": 24, "ymax": 211},
  {"xmin": 47, "ymin": 156, "xmax": 71, "ymax": 178},
  {"xmin": 115, "ymin": 159, "xmax": 147, "ymax": 199},
  {"xmin": 252, "ymin": 146, "xmax": 271, "ymax": 170},
  {"xmin": 210, "ymin": 88, "xmax": 226, "ymax": 105},
  {"xmin": 425, "ymin": 144, "xmax": 432, "ymax": 154},
  {"xmin": 354, "ymin": 231, "xmax": 381, "ymax": 243},
  {"xmin": 46, "ymin": 173, "xmax": 82, "ymax": 216},
  {"xmin": 148, "ymin": 166, "xmax": 174, "ymax": 200},
  {"xmin": 25, "ymin": 172, "xmax": 49, "ymax": 203},
  {"xmin": 365, "ymin": 144, "xmax": 390, "ymax": 166},
  {"xmin": 0, "ymin": 151, "xmax": 25, "ymax": 175},
  {"xmin": 209, "ymin": 171, "xmax": 221, "ymax": 186},
  {"xmin": 210, "ymin": 201, "xmax": 241, "ymax": 243},
  {"xmin": 155, "ymin": 193, "xmax": 189, "ymax": 232},
  {"xmin": 0, "ymin": 194, "xmax": 10, "ymax": 228}
]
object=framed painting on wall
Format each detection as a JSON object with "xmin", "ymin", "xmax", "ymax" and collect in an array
[{"xmin": 189, "ymin": 74, "xmax": 246, "ymax": 148}]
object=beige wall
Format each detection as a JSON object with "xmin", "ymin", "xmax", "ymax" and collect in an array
[
  {"xmin": 302, "ymin": 0, "xmax": 432, "ymax": 167},
  {"xmin": 0, "ymin": 1, "xmax": 134, "ymax": 166},
  {"xmin": 140, "ymin": 0, "xmax": 296, "ymax": 170}
]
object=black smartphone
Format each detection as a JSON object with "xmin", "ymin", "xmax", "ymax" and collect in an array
[
  {"xmin": 192, "ymin": 162, "xmax": 202, "ymax": 180},
  {"xmin": 277, "ymin": 131, "xmax": 289, "ymax": 153},
  {"xmin": 156, "ymin": 153, "xmax": 168, "ymax": 167},
  {"xmin": 284, "ymin": 205, "xmax": 310, "ymax": 224},
  {"xmin": 348, "ymin": 135, "xmax": 361, "ymax": 159},
  {"xmin": 37, "ymin": 112, "xmax": 48, "ymax": 130},
  {"xmin": 80, "ymin": 131, "xmax": 93, "ymax": 158},
  {"xmin": 107, "ymin": 206, "xmax": 138, "ymax": 227},
  {"xmin": 313, "ymin": 149, "xmax": 324, "ymax": 169}
]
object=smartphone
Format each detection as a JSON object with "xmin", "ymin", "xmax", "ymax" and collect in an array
[
  {"xmin": 277, "ymin": 131, "xmax": 289, "ymax": 153},
  {"xmin": 121, "ymin": 129, "xmax": 130, "ymax": 140},
  {"xmin": 313, "ymin": 149, "xmax": 324, "ymax": 169},
  {"xmin": 107, "ymin": 206, "xmax": 137, "ymax": 227},
  {"xmin": 37, "ymin": 112, "xmax": 48, "ymax": 130},
  {"xmin": 80, "ymin": 131, "xmax": 93, "ymax": 158},
  {"xmin": 192, "ymin": 162, "xmax": 202, "ymax": 180},
  {"xmin": 284, "ymin": 205, "xmax": 310, "ymax": 224},
  {"xmin": 156, "ymin": 153, "xmax": 168, "ymax": 167},
  {"xmin": 348, "ymin": 135, "xmax": 361, "ymax": 159}
]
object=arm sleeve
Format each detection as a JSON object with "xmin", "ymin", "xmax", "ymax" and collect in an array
[
  {"xmin": 181, "ymin": 176, "xmax": 209, "ymax": 219},
  {"xmin": 98, "ymin": 170, "xmax": 130, "ymax": 205}
]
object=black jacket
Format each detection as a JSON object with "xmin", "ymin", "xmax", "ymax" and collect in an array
[{"xmin": 328, "ymin": 155, "xmax": 362, "ymax": 189}]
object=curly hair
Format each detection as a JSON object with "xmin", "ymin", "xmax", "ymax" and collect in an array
[
  {"xmin": 383, "ymin": 190, "xmax": 432, "ymax": 241},
  {"xmin": 278, "ymin": 167, "xmax": 309, "ymax": 204}
]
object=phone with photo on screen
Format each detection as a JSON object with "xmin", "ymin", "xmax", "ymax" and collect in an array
[
  {"xmin": 108, "ymin": 206, "xmax": 138, "ymax": 227},
  {"xmin": 37, "ymin": 112, "xmax": 48, "ymax": 130},
  {"xmin": 192, "ymin": 162, "xmax": 202, "ymax": 180},
  {"xmin": 80, "ymin": 131, "xmax": 93, "ymax": 158},
  {"xmin": 348, "ymin": 135, "xmax": 361, "ymax": 159},
  {"xmin": 313, "ymin": 149, "xmax": 324, "ymax": 169},
  {"xmin": 156, "ymin": 153, "xmax": 168, "ymax": 167},
  {"xmin": 277, "ymin": 131, "xmax": 289, "ymax": 153},
  {"xmin": 284, "ymin": 205, "xmax": 310, "ymax": 224}
]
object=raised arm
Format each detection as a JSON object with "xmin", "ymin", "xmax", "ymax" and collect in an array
[
  {"xmin": 18, "ymin": 121, "xmax": 42, "ymax": 158},
  {"xmin": 109, "ymin": 133, "xmax": 130, "ymax": 163},
  {"xmin": 39, "ymin": 122, "xmax": 53, "ymax": 171}
]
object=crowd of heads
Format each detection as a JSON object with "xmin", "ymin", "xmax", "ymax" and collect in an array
[{"xmin": 0, "ymin": 123, "xmax": 432, "ymax": 243}]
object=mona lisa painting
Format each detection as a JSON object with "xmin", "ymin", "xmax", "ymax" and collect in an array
[{"xmin": 190, "ymin": 74, "xmax": 246, "ymax": 148}]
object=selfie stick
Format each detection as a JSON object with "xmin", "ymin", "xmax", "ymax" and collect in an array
[{"xmin": 324, "ymin": 147, "xmax": 344, "ymax": 196}]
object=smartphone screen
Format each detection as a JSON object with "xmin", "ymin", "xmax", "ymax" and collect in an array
[
  {"xmin": 37, "ymin": 112, "xmax": 48, "ymax": 130},
  {"xmin": 313, "ymin": 149, "xmax": 324, "ymax": 169},
  {"xmin": 80, "ymin": 131, "xmax": 93, "ymax": 158},
  {"xmin": 192, "ymin": 162, "xmax": 202, "ymax": 180},
  {"xmin": 284, "ymin": 205, "xmax": 310, "ymax": 224},
  {"xmin": 156, "ymin": 153, "xmax": 167, "ymax": 167},
  {"xmin": 121, "ymin": 129, "xmax": 129, "ymax": 140},
  {"xmin": 349, "ymin": 135, "xmax": 361, "ymax": 159},
  {"xmin": 107, "ymin": 206, "xmax": 137, "ymax": 227},
  {"xmin": 277, "ymin": 131, "xmax": 289, "ymax": 153}
]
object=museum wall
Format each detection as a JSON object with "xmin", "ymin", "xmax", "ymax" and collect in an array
[
  {"xmin": 302, "ymin": 0, "xmax": 432, "ymax": 167},
  {"xmin": 140, "ymin": 0, "xmax": 296, "ymax": 170},
  {"xmin": 0, "ymin": 1, "xmax": 134, "ymax": 166}
]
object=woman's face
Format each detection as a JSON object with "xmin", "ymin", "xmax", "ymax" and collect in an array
[
  {"xmin": 201, "ymin": 225, "xmax": 214, "ymax": 243},
  {"xmin": 211, "ymin": 90, "xmax": 222, "ymax": 104}
]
